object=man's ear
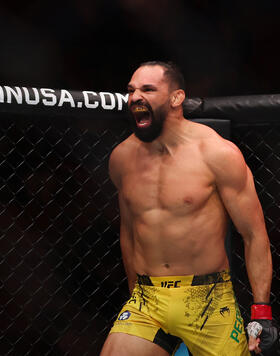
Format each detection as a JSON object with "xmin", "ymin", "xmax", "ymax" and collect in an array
[{"xmin": 171, "ymin": 89, "xmax": 185, "ymax": 107}]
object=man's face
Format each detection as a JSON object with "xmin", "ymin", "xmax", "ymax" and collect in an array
[{"xmin": 127, "ymin": 65, "xmax": 171, "ymax": 142}]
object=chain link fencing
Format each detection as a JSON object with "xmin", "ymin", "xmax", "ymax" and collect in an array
[
  {"xmin": 231, "ymin": 123, "xmax": 280, "ymax": 322},
  {"xmin": 0, "ymin": 113, "xmax": 279, "ymax": 355}
]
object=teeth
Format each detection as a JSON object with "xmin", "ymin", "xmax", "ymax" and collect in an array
[{"xmin": 134, "ymin": 106, "xmax": 148, "ymax": 112}]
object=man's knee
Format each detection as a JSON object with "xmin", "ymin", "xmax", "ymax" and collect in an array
[
  {"xmin": 100, "ymin": 332, "xmax": 170, "ymax": 356},
  {"xmin": 101, "ymin": 333, "xmax": 144, "ymax": 356},
  {"xmin": 100, "ymin": 333, "xmax": 119, "ymax": 356}
]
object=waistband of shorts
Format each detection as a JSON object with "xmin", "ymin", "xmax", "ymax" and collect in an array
[{"xmin": 136, "ymin": 270, "xmax": 231, "ymax": 287}]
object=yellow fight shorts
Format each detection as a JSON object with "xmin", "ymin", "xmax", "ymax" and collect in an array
[{"xmin": 110, "ymin": 270, "xmax": 250, "ymax": 356}]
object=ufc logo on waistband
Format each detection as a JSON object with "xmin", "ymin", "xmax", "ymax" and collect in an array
[{"xmin": 161, "ymin": 280, "xmax": 181, "ymax": 288}]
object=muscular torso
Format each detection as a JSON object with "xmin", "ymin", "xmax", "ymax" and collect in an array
[{"xmin": 115, "ymin": 123, "xmax": 230, "ymax": 277}]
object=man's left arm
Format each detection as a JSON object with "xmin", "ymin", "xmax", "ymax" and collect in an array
[
  {"xmin": 210, "ymin": 140, "xmax": 277, "ymax": 353},
  {"xmin": 218, "ymin": 162, "xmax": 272, "ymax": 303}
]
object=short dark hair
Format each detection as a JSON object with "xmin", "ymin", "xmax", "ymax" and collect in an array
[{"xmin": 139, "ymin": 60, "xmax": 185, "ymax": 91}]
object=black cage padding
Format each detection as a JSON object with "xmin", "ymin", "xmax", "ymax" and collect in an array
[{"xmin": 0, "ymin": 85, "xmax": 280, "ymax": 124}]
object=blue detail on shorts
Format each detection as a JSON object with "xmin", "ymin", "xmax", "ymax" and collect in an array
[
  {"xmin": 175, "ymin": 343, "xmax": 189, "ymax": 356},
  {"xmin": 118, "ymin": 310, "xmax": 131, "ymax": 320}
]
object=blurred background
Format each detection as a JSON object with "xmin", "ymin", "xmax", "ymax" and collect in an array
[{"xmin": 0, "ymin": 0, "xmax": 280, "ymax": 97}]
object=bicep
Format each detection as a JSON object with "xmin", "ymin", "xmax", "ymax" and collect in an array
[
  {"xmin": 108, "ymin": 150, "xmax": 120, "ymax": 189},
  {"xmin": 108, "ymin": 138, "xmax": 132, "ymax": 189},
  {"xmin": 119, "ymin": 192, "xmax": 133, "ymax": 237},
  {"xmin": 118, "ymin": 192, "xmax": 136, "ymax": 291},
  {"xmin": 208, "ymin": 139, "xmax": 266, "ymax": 239},
  {"xmin": 218, "ymin": 164, "xmax": 266, "ymax": 240},
  {"xmin": 118, "ymin": 193, "xmax": 134, "ymax": 262}
]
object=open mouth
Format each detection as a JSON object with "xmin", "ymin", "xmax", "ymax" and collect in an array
[{"xmin": 131, "ymin": 106, "xmax": 152, "ymax": 128}]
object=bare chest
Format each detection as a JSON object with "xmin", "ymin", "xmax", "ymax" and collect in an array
[{"xmin": 122, "ymin": 151, "xmax": 215, "ymax": 214}]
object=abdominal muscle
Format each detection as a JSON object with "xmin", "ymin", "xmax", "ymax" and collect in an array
[{"xmin": 131, "ymin": 201, "xmax": 230, "ymax": 277}]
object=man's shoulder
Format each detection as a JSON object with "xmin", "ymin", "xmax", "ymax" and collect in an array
[
  {"xmin": 204, "ymin": 136, "xmax": 243, "ymax": 165},
  {"xmin": 189, "ymin": 121, "xmax": 246, "ymax": 173},
  {"xmin": 190, "ymin": 121, "xmax": 239, "ymax": 158},
  {"xmin": 109, "ymin": 134, "xmax": 138, "ymax": 188},
  {"xmin": 110, "ymin": 134, "xmax": 137, "ymax": 161},
  {"xmin": 200, "ymin": 133, "xmax": 248, "ymax": 186}
]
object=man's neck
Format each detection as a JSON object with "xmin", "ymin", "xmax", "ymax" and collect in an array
[{"xmin": 145, "ymin": 114, "xmax": 188, "ymax": 154}]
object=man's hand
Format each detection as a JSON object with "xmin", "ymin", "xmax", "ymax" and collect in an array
[
  {"xmin": 247, "ymin": 304, "xmax": 279, "ymax": 354},
  {"xmin": 247, "ymin": 321, "xmax": 262, "ymax": 353}
]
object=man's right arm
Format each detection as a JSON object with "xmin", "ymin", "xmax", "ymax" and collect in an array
[
  {"xmin": 109, "ymin": 143, "xmax": 136, "ymax": 294},
  {"xmin": 118, "ymin": 192, "xmax": 136, "ymax": 294}
]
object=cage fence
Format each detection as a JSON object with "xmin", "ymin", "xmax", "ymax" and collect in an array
[{"xmin": 0, "ymin": 113, "xmax": 279, "ymax": 356}]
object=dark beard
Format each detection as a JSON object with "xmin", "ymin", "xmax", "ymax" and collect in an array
[{"xmin": 129, "ymin": 106, "xmax": 167, "ymax": 143}]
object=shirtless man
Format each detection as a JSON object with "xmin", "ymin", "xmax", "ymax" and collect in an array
[{"xmin": 100, "ymin": 61, "xmax": 276, "ymax": 355}]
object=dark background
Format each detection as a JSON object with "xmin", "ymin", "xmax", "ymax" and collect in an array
[{"xmin": 0, "ymin": 0, "xmax": 280, "ymax": 97}]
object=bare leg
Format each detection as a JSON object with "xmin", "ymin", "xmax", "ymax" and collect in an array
[{"xmin": 100, "ymin": 332, "xmax": 171, "ymax": 356}]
